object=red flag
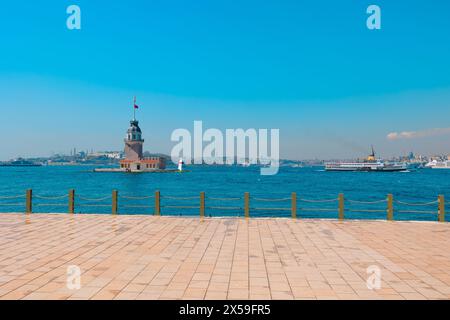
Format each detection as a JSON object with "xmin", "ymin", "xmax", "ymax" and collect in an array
[{"xmin": 133, "ymin": 96, "xmax": 139, "ymax": 109}]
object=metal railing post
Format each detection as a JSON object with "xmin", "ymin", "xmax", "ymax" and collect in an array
[
  {"xmin": 291, "ymin": 192, "xmax": 297, "ymax": 219},
  {"xmin": 155, "ymin": 190, "xmax": 160, "ymax": 216},
  {"xmin": 387, "ymin": 194, "xmax": 393, "ymax": 221},
  {"xmin": 244, "ymin": 192, "xmax": 250, "ymax": 218},
  {"xmin": 200, "ymin": 192, "xmax": 205, "ymax": 218},
  {"xmin": 69, "ymin": 189, "xmax": 75, "ymax": 214},
  {"xmin": 112, "ymin": 190, "xmax": 118, "ymax": 214},
  {"xmin": 26, "ymin": 189, "xmax": 32, "ymax": 214},
  {"xmin": 438, "ymin": 195, "xmax": 445, "ymax": 222},
  {"xmin": 338, "ymin": 193, "xmax": 344, "ymax": 220}
]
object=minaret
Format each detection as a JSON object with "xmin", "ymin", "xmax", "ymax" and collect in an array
[{"xmin": 124, "ymin": 98, "xmax": 144, "ymax": 160}]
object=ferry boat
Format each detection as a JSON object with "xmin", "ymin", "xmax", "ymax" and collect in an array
[
  {"xmin": 425, "ymin": 160, "xmax": 450, "ymax": 169},
  {"xmin": 0, "ymin": 158, "xmax": 42, "ymax": 167},
  {"xmin": 325, "ymin": 147, "xmax": 408, "ymax": 172}
]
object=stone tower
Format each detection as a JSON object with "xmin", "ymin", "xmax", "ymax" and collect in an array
[{"xmin": 124, "ymin": 119, "xmax": 144, "ymax": 160}]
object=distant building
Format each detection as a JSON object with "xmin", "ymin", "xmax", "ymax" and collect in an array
[{"xmin": 89, "ymin": 151, "xmax": 122, "ymax": 159}]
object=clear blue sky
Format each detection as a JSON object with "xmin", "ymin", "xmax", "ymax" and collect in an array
[{"xmin": 1, "ymin": 0, "xmax": 450, "ymax": 160}]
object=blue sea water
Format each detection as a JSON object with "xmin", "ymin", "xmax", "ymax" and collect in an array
[{"xmin": 0, "ymin": 165, "xmax": 448, "ymax": 221}]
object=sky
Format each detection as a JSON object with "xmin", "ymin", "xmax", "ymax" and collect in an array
[{"xmin": 0, "ymin": 0, "xmax": 449, "ymax": 160}]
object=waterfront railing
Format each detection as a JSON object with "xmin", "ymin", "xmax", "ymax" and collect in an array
[{"xmin": 0, "ymin": 190, "xmax": 447, "ymax": 222}]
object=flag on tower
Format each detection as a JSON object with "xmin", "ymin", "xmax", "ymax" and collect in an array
[{"xmin": 134, "ymin": 97, "xmax": 139, "ymax": 109}]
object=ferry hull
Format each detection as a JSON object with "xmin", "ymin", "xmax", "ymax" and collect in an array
[
  {"xmin": 325, "ymin": 167, "xmax": 407, "ymax": 172},
  {"xmin": 0, "ymin": 163, "xmax": 42, "ymax": 167}
]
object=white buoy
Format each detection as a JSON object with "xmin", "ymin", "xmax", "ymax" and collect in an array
[{"xmin": 178, "ymin": 158, "xmax": 184, "ymax": 171}]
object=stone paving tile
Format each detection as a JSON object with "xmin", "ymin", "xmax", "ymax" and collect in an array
[{"xmin": 0, "ymin": 214, "xmax": 449, "ymax": 300}]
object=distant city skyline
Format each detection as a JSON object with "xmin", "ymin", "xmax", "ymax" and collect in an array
[{"xmin": 1, "ymin": 1, "xmax": 450, "ymax": 161}]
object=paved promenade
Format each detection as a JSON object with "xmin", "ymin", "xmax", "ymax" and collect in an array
[{"xmin": 0, "ymin": 213, "xmax": 449, "ymax": 300}]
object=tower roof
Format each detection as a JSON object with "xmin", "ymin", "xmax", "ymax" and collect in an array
[{"xmin": 127, "ymin": 120, "xmax": 142, "ymax": 134}]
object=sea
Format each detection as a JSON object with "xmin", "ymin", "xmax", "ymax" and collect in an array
[{"xmin": 0, "ymin": 165, "xmax": 449, "ymax": 221}]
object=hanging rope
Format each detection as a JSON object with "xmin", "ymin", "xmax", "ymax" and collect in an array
[
  {"xmin": 397, "ymin": 209, "xmax": 437, "ymax": 214},
  {"xmin": 347, "ymin": 199, "xmax": 387, "ymax": 204},
  {"xmin": 394, "ymin": 200, "xmax": 438, "ymax": 206},
  {"xmin": 299, "ymin": 198, "xmax": 337, "ymax": 203},
  {"xmin": 299, "ymin": 207, "xmax": 336, "ymax": 212},
  {"xmin": 122, "ymin": 205, "xmax": 154, "ymax": 209},
  {"xmin": 207, "ymin": 197, "xmax": 242, "ymax": 201},
  {"xmin": 206, "ymin": 206, "xmax": 242, "ymax": 210},
  {"xmin": 77, "ymin": 196, "xmax": 111, "ymax": 202},
  {"xmin": 347, "ymin": 209, "xmax": 386, "ymax": 213},
  {"xmin": 253, "ymin": 197, "xmax": 291, "ymax": 202},
  {"xmin": 252, "ymin": 207, "xmax": 291, "ymax": 211},
  {"xmin": 0, "ymin": 194, "xmax": 25, "ymax": 199},
  {"xmin": 77, "ymin": 204, "xmax": 111, "ymax": 208},
  {"xmin": 35, "ymin": 203, "xmax": 67, "ymax": 207},
  {"xmin": 162, "ymin": 196, "xmax": 199, "ymax": 200},
  {"xmin": 162, "ymin": 205, "xmax": 199, "ymax": 209},
  {"xmin": 35, "ymin": 194, "xmax": 68, "ymax": 200},
  {"xmin": 119, "ymin": 195, "xmax": 154, "ymax": 200}
]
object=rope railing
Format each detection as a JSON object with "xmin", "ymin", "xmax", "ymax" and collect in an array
[
  {"xmin": 250, "ymin": 196, "xmax": 291, "ymax": 217},
  {"xmin": 345, "ymin": 197, "xmax": 388, "ymax": 215},
  {"xmin": 33, "ymin": 194, "xmax": 69, "ymax": 209},
  {"xmin": 76, "ymin": 195, "xmax": 112, "ymax": 212},
  {"xmin": 0, "ymin": 190, "xmax": 447, "ymax": 222},
  {"xmin": 0, "ymin": 193, "xmax": 27, "ymax": 208},
  {"xmin": 118, "ymin": 194, "xmax": 154, "ymax": 212}
]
